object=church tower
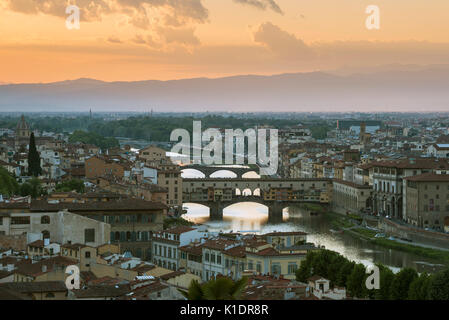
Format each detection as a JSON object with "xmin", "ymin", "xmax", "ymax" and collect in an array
[{"xmin": 16, "ymin": 115, "xmax": 31, "ymax": 139}]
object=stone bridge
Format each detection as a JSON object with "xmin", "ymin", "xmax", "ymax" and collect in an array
[
  {"xmin": 181, "ymin": 165, "xmax": 258, "ymax": 178},
  {"xmin": 182, "ymin": 178, "xmax": 332, "ymax": 223}
]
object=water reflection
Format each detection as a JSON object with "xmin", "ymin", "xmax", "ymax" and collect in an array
[
  {"xmin": 183, "ymin": 204, "xmax": 445, "ymax": 273},
  {"xmin": 180, "ymin": 166, "xmax": 445, "ymax": 273}
]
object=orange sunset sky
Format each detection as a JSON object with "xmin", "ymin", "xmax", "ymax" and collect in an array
[{"xmin": 1, "ymin": 0, "xmax": 449, "ymax": 83}]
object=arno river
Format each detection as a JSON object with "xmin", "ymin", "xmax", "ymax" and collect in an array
[{"xmin": 181, "ymin": 167, "xmax": 446, "ymax": 273}]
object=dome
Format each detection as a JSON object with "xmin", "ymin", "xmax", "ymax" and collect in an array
[{"xmin": 16, "ymin": 115, "xmax": 30, "ymax": 130}]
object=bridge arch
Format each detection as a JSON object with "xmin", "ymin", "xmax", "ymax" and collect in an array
[
  {"xmin": 241, "ymin": 171, "xmax": 260, "ymax": 179},
  {"xmin": 181, "ymin": 168, "xmax": 206, "ymax": 178},
  {"xmin": 210, "ymin": 170, "xmax": 238, "ymax": 178}
]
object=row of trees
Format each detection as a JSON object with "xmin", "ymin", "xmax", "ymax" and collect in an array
[
  {"xmin": 296, "ymin": 249, "xmax": 449, "ymax": 300},
  {"xmin": 1, "ymin": 114, "xmax": 335, "ymax": 142},
  {"xmin": 68, "ymin": 130, "xmax": 119, "ymax": 150}
]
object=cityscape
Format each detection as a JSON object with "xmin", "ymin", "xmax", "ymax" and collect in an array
[
  {"xmin": 0, "ymin": 0, "xmax": 448, "ymax": 308},
  {"xmin": 0, "ymin": 112, "xmax": 448, "ymax": 301}
]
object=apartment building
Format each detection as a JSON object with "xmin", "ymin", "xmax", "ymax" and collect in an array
[
  {"xmin": 332, "ymin": 179, "xmax": 372, "ymax": 214},
  {"xmin": 152, "ymin": 226, "xmax": 207, "ymax": 271},
  {"xmin": 404, "ymin": 173, "xmax": 449, "ymax": 231}
]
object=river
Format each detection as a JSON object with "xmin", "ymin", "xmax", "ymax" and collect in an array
[{"xmin": 180, "ymin": 167, "xmax": 446, "ymax": 273}]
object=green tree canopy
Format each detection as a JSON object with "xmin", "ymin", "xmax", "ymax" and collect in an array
[
  {"xmin": 179, "ymin": 277, "xmax": 248, "ymax": 300},
  {"xmin": 55, "ymin": 179, "xmax": 85, "ymax": 193},
  {"xmin": 0, "ymin": 167, "xmax": 19, "ymax": 197},
  {"xmin": 390, "ymin": 268, "xmax": 418, "ymax": 300},
  {"xmin": 19, "ymin": 178, "xmax": 45, "ymax": 199},
  {"xmin": 428, "ymin": 268, "xmax": 449, "ymax": 300},
  {"xmin": 408, "ymin": 273, "xmax": 432, "ymax": 300},
  {"xmin": 346, "ymin": 263, "xmax": 368, "ymax": 298},
  {"xmin": 68, "ymin": 130, "xmax": 119, "ymax": 150}
]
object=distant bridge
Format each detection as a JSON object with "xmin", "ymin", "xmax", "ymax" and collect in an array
[
  {"xmin": 181, "ymin": 165, "xmax": 258, "ymax": 178},
  {"xmin": 182, "ymin": 178, "xmax": 331, "ymax": 223}
]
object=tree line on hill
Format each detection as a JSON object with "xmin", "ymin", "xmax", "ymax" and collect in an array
[{"xmin": 0, "ymin": 115, "xmax": 333, "ymax": 142}]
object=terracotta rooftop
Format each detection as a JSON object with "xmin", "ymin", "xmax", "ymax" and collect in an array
[
  {"xmin": 0, "ymin": 281, "xmax": 67, "ymax": 293},
  {"xmin": 405, "ymin": 173, "xmax": 449, "ymax": 182}
]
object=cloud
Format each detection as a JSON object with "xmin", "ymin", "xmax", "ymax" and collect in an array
[
  {"xmin": 4, "ymin": 0, "xmax": 209, "ymax": 25},
  {"xmin": 107, "ymin": 36, "xmax": 123, "ymax": 44},
  {"xmin": 6, "ymin": 0, "xmax": 111, "ymax": 21},
  {"xmin": 253, "ymin": 22, "xmax": 314, "ymax": 59},
  {"xmin": 233, "ymin": 0, "xmax": 283, "ymax": 15},
  {"xmin": 158, "ymin": 26, "xmax": 200, "ymax": 46}
]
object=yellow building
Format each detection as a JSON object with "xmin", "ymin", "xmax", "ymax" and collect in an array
[{"xmin": 244, "ymin": 243, "xmax": 306, "ymax": 280}]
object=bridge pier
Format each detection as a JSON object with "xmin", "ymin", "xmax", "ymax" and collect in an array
[
  {"xmin": 209, "ymin": 202, "xmax": 224, "ymax": 220},
  {"xmin": 268, "ymin": 202, "xmax": 284, "ymax": 224}
]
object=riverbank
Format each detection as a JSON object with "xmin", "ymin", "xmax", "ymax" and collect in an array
[{"xmin": 324, "ymin": 211, "xmax": 449, "ymax": 266}]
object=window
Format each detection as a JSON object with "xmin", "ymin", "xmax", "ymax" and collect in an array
[
  {"xmin": 217, "ymin": 255, "xmax": 221, "ymax": 265},
  {"xmin": 256, "ymin": 262, "xmax": 262, "ymax": 273},
  {"xmin": 85, "ymin": 251, "xmax": 91, "ymax": 258},
  {"xmin": 271, "ymin": 263, "xmax": 281, "ymax": 275},
  {"xmin": 288, "ymin": 263, "xmax": 298, "ymax": 274},
  {"xmin": 11, "ymin": 216, "xmax": 30, "ymax": 225},
  {"xmin": 84, "ymin": 229, "xmax": 95, "ymax": 243},
  {"xmin": 205, "ymin": 253, "xmax": 210, "ymax": 262},
  {"xmin": 42, "ymin": 230, "xmax": 50, "ymax": 239},
  {"xmin": 41, "ymin": 215, "xmax": 50, "ymax": 224}
]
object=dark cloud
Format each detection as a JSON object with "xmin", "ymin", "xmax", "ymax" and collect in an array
[
  {"xmin": 233, "ymin": 0, "xmax": 283, "ymax": 15},
  {"xmin": 253, "ymin": 22, "xmax": 314, "ymax": 59}
]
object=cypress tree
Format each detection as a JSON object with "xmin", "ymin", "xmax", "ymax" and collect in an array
[{"xmin": 27, "ymin": 132, "xmax": 42, "ymax": 177}]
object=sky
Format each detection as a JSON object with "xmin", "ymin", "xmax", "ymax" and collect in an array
[{"xmin": 1, "ymin": 0, "xmax": 449, "ymax": 83}]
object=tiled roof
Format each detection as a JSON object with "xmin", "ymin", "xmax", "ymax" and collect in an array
[
  {"xmin": 73, "ymin": 285, "xmax": 129, "ymax": 298},
  {"xmin": 333, "ymin": 179, "xmax": 371, "ymax": 189},
  {"xmin": 0, "ymin": 198, "xmax": 168, "ymax": 211},
  {"xmin": 15, "ymin": 256, "xmax": 77, "ymax": 277},
  {"xmin": 405, "ymin": 173, "xmax": 449, "ymax": 182},
  {"xmin": 0, "ymin": 281, "xmax": 67, "ymax": 293},
  {"xmin": 263, "ymin": 231, "xmax": 308, "ymax": 237}
]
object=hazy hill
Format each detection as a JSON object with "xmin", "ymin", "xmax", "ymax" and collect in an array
[{"xmin": 1, "ymin": 67, "xmax": 449, "ymax": 112}]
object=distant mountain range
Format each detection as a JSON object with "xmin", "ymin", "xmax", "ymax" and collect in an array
[{"xmin": 1, "ymin": 66, "xmax": 449, "ymax": 112}]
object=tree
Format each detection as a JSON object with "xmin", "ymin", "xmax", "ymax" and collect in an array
[
  {"xmin": 428, "ymin": 268, "xmax": 449, "ymax": 300},
  {"xmin": 179, "ymin": 277, "xmax": 247, "ymax": 300},
  {"xmin": 374, "ymin": 264, "xmax": 395, "ymax": 300},
  {"xmin": 55, "ymin": 179, "xmax": 85, "ymax": 193},
  {"xmin": 390, "ymin": 268, "xmax": 418, "ymax": 300},
  {"xmin": 408, "ymin": 273, "xmax": 431, "ymax": 300},
  {"xmin": 346, "ymin": 263, "xmax": 368, "ymax": 298},
  {"xmin": 19, "ymin": 178, "xmax": 44, "ymax": 198},
  {"xmin": 0, "ymin": 167, "xmax": 19, "ymax": 197},
  {"xmin": 27, "ymin": 133, "xmax": 42, "ymax": 177}
]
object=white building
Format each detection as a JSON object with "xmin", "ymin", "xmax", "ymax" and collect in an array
[
  {"xmin": 307, "ymin": 276, "xmax": 346, "ymax": 300},
  {"xmin": 427, "ymin": 144, "xmax": 449, "ymax": 158},
  {"xmin": 152, "ymin": 225, "xmax": 208, "ymax": 271}
]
